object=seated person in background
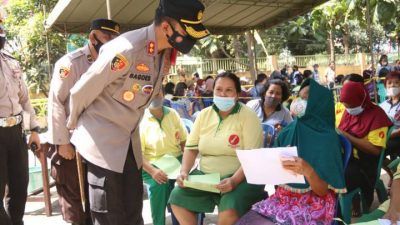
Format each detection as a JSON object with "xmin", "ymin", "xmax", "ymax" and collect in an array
[
  {"xmin": 164, "ymin": 82, "xmax": 175, "ymax": 107},
  {"xmin": 380, "ymin": 71, "xmax": 400, "ymax": 160},
  {"xmin": 338, "ymin": 81, "xmax": 392, "ymax": 215},
  {"xmin": 335, "ymin": 74, "xmax": 364, "ymax": 127},
  {"xmin": 236, "ymin": 79, "xmax": 346, "ymax": 225},
  {"xmin": 140, "ymin": 92, "xmax": 188, "ymax": 225},
  {"xmin": 172, "ymin": 82, "xmax": 193, "ymax": 119},
  {"xmin": 169, "ymin": 72, "xmax": 265, "ymax": 225},
  {"xmin": 246, "ymin": 79, "xmax": 292, "ymax": 129},
  {"xmin": 357, "ymin": 162, "xmax": 400, "ymax": 224},
  {"xmin": 249, "ymin": 73, "xmax": 268, "ymax": 98}
]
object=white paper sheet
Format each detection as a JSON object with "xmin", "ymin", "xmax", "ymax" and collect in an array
[
  {"xmin": 236, "ymin": 147, "xmax": 306, "ymax": 185},
  {"xmin": 378, "ymin": 219, "xmax": 400, "ymax": 225}
]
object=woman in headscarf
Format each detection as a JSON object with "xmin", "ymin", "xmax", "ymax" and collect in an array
[
  {"xmin": 338, "ymin": 81, "xmax": 392, "ymax": 215},
  {"xmin": 236, "ymin": 79, "xmax": 346, "ymax": 225}
]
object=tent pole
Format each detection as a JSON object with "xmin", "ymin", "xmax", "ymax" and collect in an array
[{"xmin": 106, "ymin": 0, "xmax": 112, "ymax": 19}]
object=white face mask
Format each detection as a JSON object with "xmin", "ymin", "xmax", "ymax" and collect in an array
[
  {"xmin": 290, "ymin": 98, "xmax": 307, "ymax": 118},
  {"xmin": 386, "ymin": 87, "xmax": 400, "ymax": 97},
  {"xmin": 346, "ymin": 106, "xmax": 364, "ymax": 116}
]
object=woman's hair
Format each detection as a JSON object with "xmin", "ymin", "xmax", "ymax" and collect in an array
[
  {"xmin": 205, "ymin": 75, "xmax": 214, "ymax": 81},
  {"xmin": 164, "ymin": 82, "xmax": 175, "ymax": 95},
  {"xmin": 303, "ymin": 70, "xmax": 312, "ymax": 79},
  {"xmin": 379, "ymin": 54, "xmax": 388, "ymax": 64},
  {"xmin": 342, "ymin": 73, "xmax": 364, "ymax": 84},
  {"xmin": 385, "ymin": 71, "xmax": 400, "ymax": 86},
  {"xmin": 213, "ymin": 72, "xmax": 241, "ymax": 94},
  {"xmin": 254, "ymin": 73, "xmax": 268, "ymax": 86},
  {"xmin": 173, "ymin": 82, "xmax": 187, "ymax": 100},
  {"xmin": 260, "ymin": 79, "xmax": 290, "ymax": 111}
]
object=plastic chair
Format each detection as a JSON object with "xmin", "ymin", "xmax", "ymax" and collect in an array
[
  {"xmin": 339, "ymin": 127, "xmax": 393, "ymax": 224},
  {"xmin": 202, "ymin": 98, "xmax": 213, "ymax": 108},
  {"xmin": 337, "ymin": 135, "xmax": 366, "ymax": 224},
  {"xmin": 181, "ymin": 118, "xmax": 194, "ymax": 133},
  {"xmin": 376, "ymin": 82, "xmax": 387, "ymax": 104},
  {"xmin": 388, "ymin": 158, "xmax": 400, "ymax": 172},
  {"xmin": 261, "ymin": 123, "xmax": 275, "ymax": 147},
  {"xmin": 171, "ymin": 101, "xmax": 193, "ymax": 121}
]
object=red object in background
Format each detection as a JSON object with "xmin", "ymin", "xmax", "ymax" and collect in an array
[{"xmin": 170, "ymin": 48, "xmax": 178, "ymax": 65}]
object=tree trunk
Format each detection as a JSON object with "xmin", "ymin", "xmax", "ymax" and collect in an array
[
  {"xmin": 343, "ymin": 23, "xmax": 350, "ymax": 55},
  {"xmin": 329, "ymin": 28, "xmax": 335, "ymax": 65},
  {"xmin": 233, "ymin": 35, "xmax": 241, "ymax": 71},
  {"xmin": 245, "ymin": 31, "xmax": 257, "ymax": 82},
  {"xmin": 366, "ymin": 0, "xmax": 375, "ymax": 70}
]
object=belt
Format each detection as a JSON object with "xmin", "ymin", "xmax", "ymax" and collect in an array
[{"xmin": 0, "ymin": 115, "xmax": 22, "ymax": 127}]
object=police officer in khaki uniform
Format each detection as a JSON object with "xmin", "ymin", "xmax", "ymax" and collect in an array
[
  {"xmin": 47, "ymin": 19, "xmax": 120, "ymax": 225},
  {"xmin": 66, "ymin": 0, "xmax": 209, "ymax": 224},
  {"xmin": 0, "ymin": 12, "xmax": 41, "ymax": 225}
]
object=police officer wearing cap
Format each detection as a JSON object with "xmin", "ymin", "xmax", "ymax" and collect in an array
[
  {"xmin": 47, "ymin": 19, "xmax": 120, "ymax": 225},
  {"xmin": 66, "ymin": 0, "xmax": 209, "ymax": 224},
  {"xmin": 0, "ymin": 12, "xmax": 41, "ymax": 225}
]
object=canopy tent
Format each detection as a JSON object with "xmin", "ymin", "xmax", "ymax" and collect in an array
[{"xmin": 45, "ymin": 0, "xmax": 327, "ymax": 34}]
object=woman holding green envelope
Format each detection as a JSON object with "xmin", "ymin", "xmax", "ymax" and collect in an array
[
  {"xmin": 169, "ymin": 72, "xmax": 266, "ymax": 225},
  {"xmin": 140, "ymin": 92, "xmax": 188, "ymax": 225},
  {"xmin": 235, "ymin": 79, "xmax": 347, "ymax": 225}
]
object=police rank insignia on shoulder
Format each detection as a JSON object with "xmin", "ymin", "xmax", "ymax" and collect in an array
[
  {"xmin": 111, "ymin": 53, "xmax": 128, "ymax": 72},
  {"xmin": 147, "ymin": 41, "xmax": 155, "ymax": 56},
  {"xmin": 59, "ymin": 66, "xmax": 70, "ymax": 79}
]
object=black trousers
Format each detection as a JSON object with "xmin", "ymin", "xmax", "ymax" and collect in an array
[
  {"xmin": 345, "ymin": 161, "xmax": 375, "ymax": 208},
  {"xmin": 0, "ymin": 124, "xmax": 29, "ymax": 225},
  {"xmin": 86, "ymin": 145, "xmax": 143, "ymax": 225}
]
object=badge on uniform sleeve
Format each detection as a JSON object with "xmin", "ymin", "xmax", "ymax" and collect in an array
[
  {"xmin": 123, "ymin": 90, "xmax": 135, "ymax": 102},
  {"xmin": 111, "ymin": 54, "xmax": 128, "ymax": 72},
  {"xmin": 228, "ymin": 134, "xmax": 240, "ymax": 148},
  {"xmin": 59, "ymin": 66, "xmax": 70, "ymax": 79},
  {"xmin": 142, "ymin": 85, "xmax": 153, "ymax": 95},
  {"xmin": 135, "ymin": 63, "xmax": 150, "ymax": 72}
]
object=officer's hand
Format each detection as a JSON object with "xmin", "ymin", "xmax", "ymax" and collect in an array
[
  {"xmin": 28, "ymin": 132, "xmax": 41, "ymax": 151},
  {"xmin": 58, "ymin": 144, "xmax": 75, "ymax": 160},
  {"xmin": 176, "ymin": 172, "xmax": 188, "ymax": 188},
  {"xmin": 151, "ymin": 169, "xmax": 168, "ymax": 184},
  {"xmin": 216, "ymin": 178, "xmax": 236, "ymax": 194}
]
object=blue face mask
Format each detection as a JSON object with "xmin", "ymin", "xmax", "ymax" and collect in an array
[{"xmin": 213, "ymin": 96, "xmax": 236, "ymax": 112}]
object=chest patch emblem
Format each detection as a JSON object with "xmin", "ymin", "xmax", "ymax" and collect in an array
[{"xmin": 228, "ymin": 134, "xmax": 240, "ymax": 148}]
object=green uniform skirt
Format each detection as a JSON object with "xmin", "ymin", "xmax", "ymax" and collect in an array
[{"xmin": 168, "ymin": 170, "xmax": 265, "ymax": 216}]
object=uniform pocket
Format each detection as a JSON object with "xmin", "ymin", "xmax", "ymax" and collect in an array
[{"xmin": 87, "ymin": 169, "xmax": 108, "ymax": 213}]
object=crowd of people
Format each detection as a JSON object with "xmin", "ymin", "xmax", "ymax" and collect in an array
[{"xmin": 1, "ymin": 0, "xmax": 400, "ymax": 225}]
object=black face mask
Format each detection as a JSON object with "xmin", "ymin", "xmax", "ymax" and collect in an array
[
  {"xmin": 0, "ymin": 37, "xmax": 5, "ymax": 50},
  {"xmin": 166, "ymin": 26, "xmax": 196, "ymax": 54},
  {"xmin": 92, "ymin": 34, "xmax": 104, "ymax": 54}
]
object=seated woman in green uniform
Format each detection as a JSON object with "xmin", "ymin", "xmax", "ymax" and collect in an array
[
  {"xmin": 169, "ymin": 72, "xmax": 265, "ymax": 225},
  {"xmin": 140, "ymin": 92, "xmax": 188, "ymax": 225}
]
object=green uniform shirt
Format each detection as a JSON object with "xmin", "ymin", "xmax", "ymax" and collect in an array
[
  {"xmin": 185, "ymin": 103, "xmax": 263, "ymax": 177},
  {"xmin": 140, "ymin": 107, "xmax": 187, "ymax": 161}
]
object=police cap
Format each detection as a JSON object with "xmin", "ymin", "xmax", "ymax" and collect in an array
[
  {"xmin": 158, "ymin": 0, "xmax": 210, "ymax": 40},
  {"xmin": 90, "ymin": 19, "xmax": 120, "ymax": 35}
]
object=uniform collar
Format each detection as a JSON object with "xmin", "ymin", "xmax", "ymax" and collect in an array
[
  {"xmin": 212, "ymin": 102, "xmax": 241, "ymax": 117},
  {"xmin": 83, "ymin": 44, "xmax": 94, "ymax": 63},
  {"xmin": 146, "ymin": 23, "xmax": 158, "ymax": 57},
  {"xmin": 145, "ymin": 106, "xmax": 170, "ymax": 119}
]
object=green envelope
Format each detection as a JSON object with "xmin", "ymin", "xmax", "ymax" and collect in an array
[
  {"xmin": 183, "ymin": 173, "xmax": 221, "ymax": 193},
  {"xmin": 152, "ymin": 155, "xmax": 181, "ymax": 179}
]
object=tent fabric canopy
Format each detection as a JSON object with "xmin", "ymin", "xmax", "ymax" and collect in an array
[{"xmin": 45, "ymin": 0, "xmax": 327, "ymax": 34}]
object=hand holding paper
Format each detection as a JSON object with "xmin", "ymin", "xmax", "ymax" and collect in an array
[
  {"xmin": 236, "ymin": 147, "xmax": 306, "ymax": 185},
  {"xmin": 183, "ymin": 173, "xmax": 221, "ymax": 193},
  {"xmin": 152, "ymin": 155, "xmax": 181, "ymax": 180}
]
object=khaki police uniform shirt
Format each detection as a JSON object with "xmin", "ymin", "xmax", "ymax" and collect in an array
[
  {"xmin": 47, "ymin": 45, "xmax": 93, "ymax": 145},
  {"xmin": 67, "ymin": 24, "xmax": 171, "ymax": 173},
  {"xmin": 0, "ymin": 52, "xmax": 38, "ymax": 129}
]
